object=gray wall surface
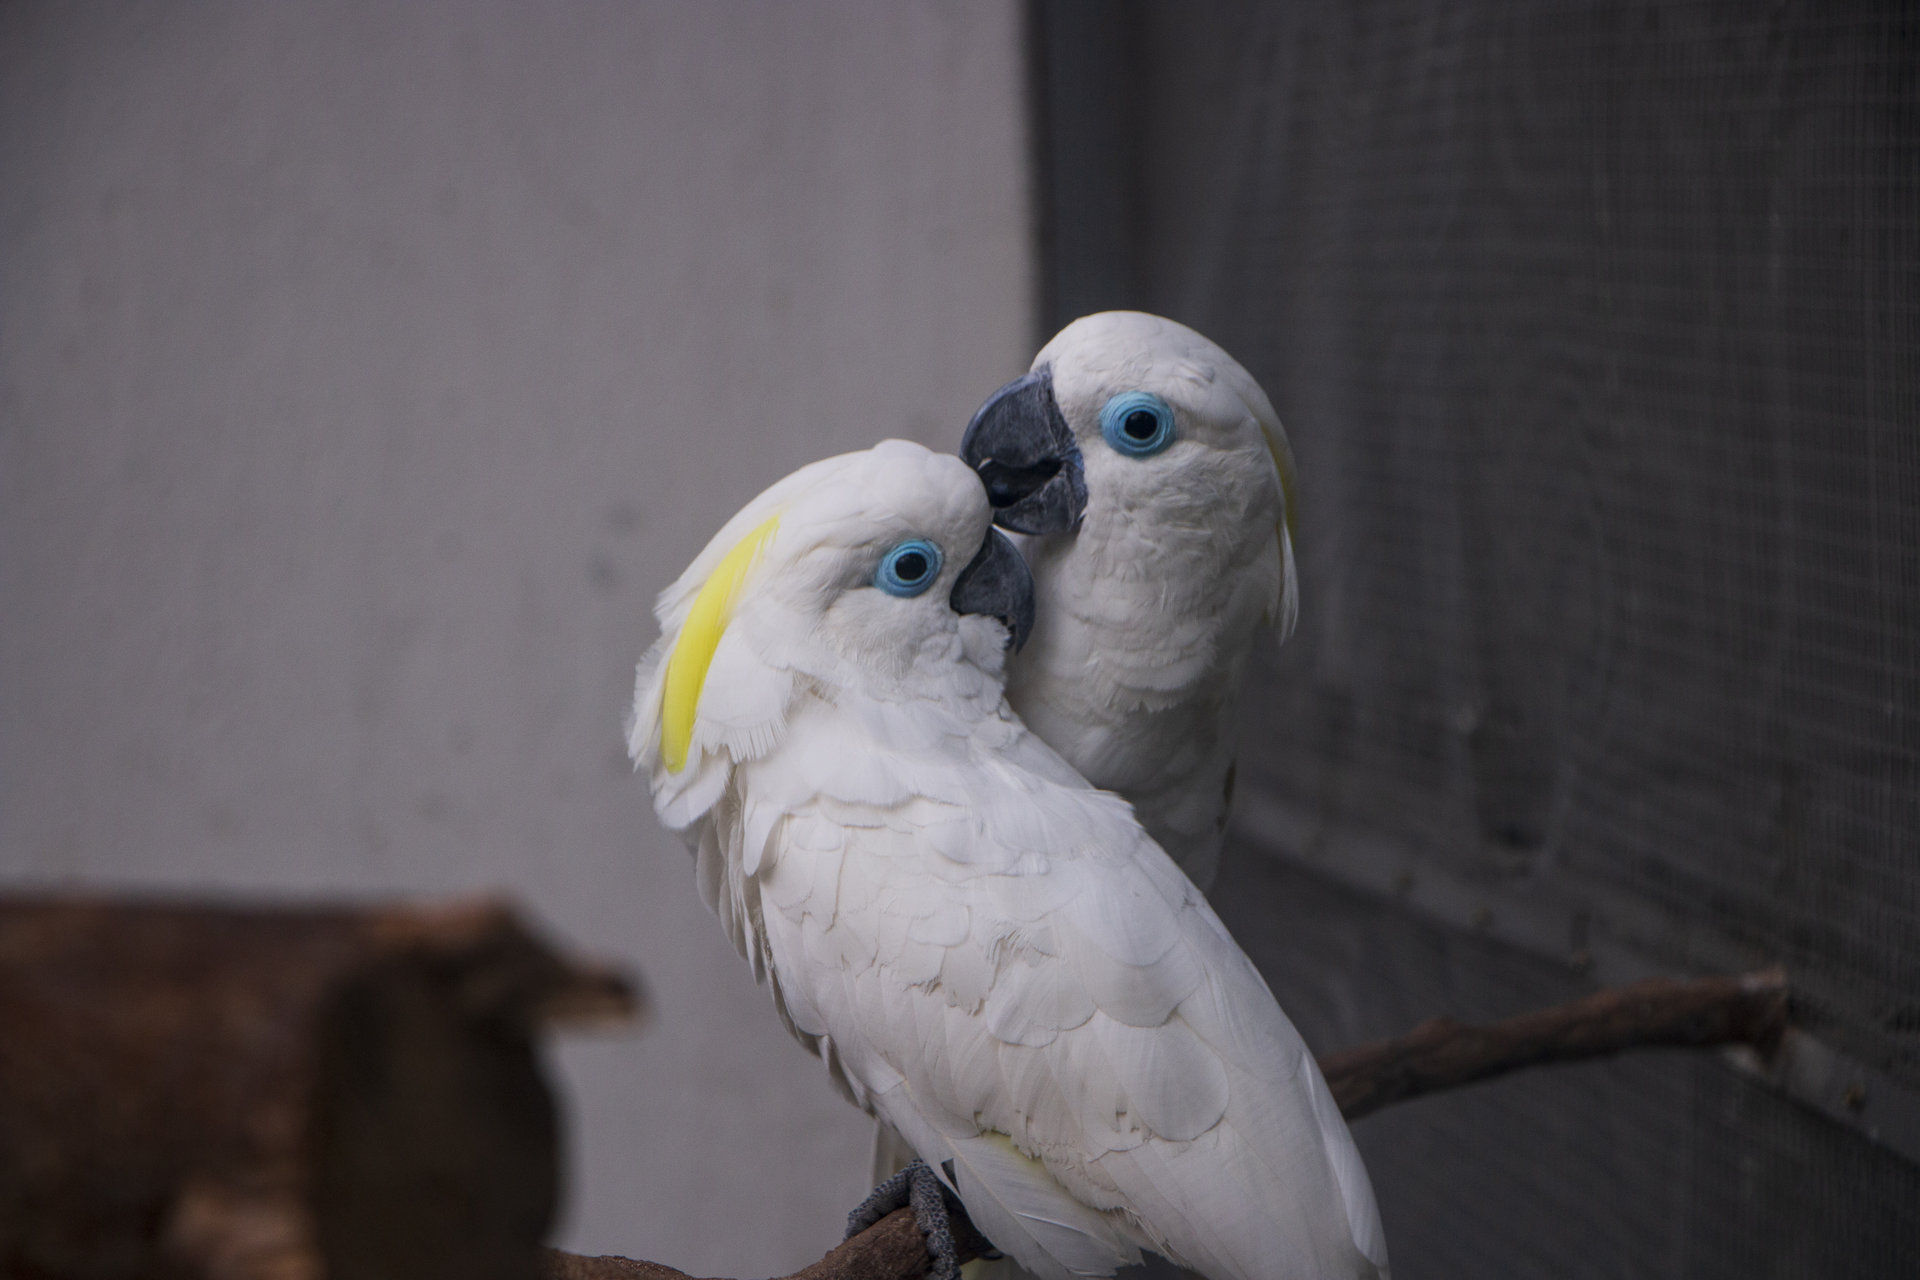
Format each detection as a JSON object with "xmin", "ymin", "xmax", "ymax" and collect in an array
[{"xmin": 0, "ymin": 2, "xmax": 1034, "ymax": 1270}]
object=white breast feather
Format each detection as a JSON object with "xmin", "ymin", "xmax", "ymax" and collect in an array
[{"xmin": 692, "ymin": 695, "xmax": 1384, "ymax": 1280}]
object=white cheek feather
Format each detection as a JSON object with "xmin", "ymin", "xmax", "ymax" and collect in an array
[
  {"xmin": 957, "ymin": 613, "xmax": 1014, "ymax": 676},
  {"xmin": 692, "ymin": 621, "xmax": 795, "ymax": 761}
]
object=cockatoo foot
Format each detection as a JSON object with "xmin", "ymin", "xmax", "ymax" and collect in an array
[{"xmin": 845, "ymin": 1159, "xmax": 990, "ymax": 1280}]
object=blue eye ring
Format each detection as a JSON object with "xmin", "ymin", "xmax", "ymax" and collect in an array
[
  {"xmin": 874, "ymin": 538, "xmax": 943, "ymax": 597},
  {"xmin": 1099, "ymin": 390, "xmax": 1176, "ymax": 457}
]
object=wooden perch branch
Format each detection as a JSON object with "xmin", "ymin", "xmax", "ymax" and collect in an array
[
  {"xmin": 0, "ymin": 895, "xmax": 636, "ymax": 1280},
  {"xmin": 546, "ymin": 968, "xmax": 1790, "ymax": 1280},
  {"xmin": 1318, "ymin": 966, "xmax": 1789, "ymax": 1121}
]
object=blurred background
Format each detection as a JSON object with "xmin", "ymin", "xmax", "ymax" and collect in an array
[
  {"xmin": 4, "ymin": 2, "xmax": 1918, "ymax": 1277},
  {"xmin": 1, "ymin": 1, "xmax": 1032, "ymax": 1270}
]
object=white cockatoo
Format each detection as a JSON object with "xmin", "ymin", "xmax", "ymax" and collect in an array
[
  {"xmin": 960, "ymin": 312, "xmax": 1299, "ymax": 891},
  {"xmin": 626, "ymin": 441, "xmax": 1387, "ymax": 1280}
]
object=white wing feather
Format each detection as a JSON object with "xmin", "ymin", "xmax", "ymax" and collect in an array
[{"xmin": 727, "ymin": 694, "xmax": 1384, "ymax": 1280}]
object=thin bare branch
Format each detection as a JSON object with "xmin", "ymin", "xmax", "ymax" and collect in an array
[{"xmin": 1319, "ymin": 967, "xmax": 1789, "ymax": 1121}]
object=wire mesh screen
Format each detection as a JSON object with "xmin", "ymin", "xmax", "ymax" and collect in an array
[
  {"xmin": 1216, "ymin": 853, "xmax": 1920, "ymax": 1279},
  {"xmin": 1037, "ymin": 0, "xmax": 1920, "ymax": 1273}
]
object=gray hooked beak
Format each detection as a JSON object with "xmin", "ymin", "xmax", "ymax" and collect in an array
[
  {"xmin": 949, "ymin": 527, "xmax": 1036, "ymax": 651},
  {"xmin": 958, "ymin": 365, "xmax": 1088, "ymax": 536}
]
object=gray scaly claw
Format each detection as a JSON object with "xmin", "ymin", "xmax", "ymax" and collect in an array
[{"xmin": 845, "ymin": 1158, "xmax": 978, "ymax": 1280}]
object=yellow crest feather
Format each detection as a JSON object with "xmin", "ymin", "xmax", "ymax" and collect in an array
[
  {"xmin": 1260, "ymin": 423, "xmax": 1299, "ymax": 544},
  {"xmin": 660, "ymin": 514, "xmax": 780, "ymax": 773}
]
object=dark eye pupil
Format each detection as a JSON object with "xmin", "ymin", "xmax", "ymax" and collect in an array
[
  {"xmin": 1124, "ymin": 410, "xmax": 1158, "ymax": 440},
  {"xmin": 894, "ymin": 551, "xmax": 928, "ymax": 581}
]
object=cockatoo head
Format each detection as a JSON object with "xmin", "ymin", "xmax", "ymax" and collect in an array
[
  {"xmin": 959, "ymin": 311, "xmax": 1297, "ymax": 637},
  {"xmin": 627, "ymin": 440, "xmax": 1034, "ymax": 795}
]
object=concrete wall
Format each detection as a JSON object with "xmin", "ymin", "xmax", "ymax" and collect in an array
[{"xmin": 0, "ymin": 2, "xmax": 1033, "ymax": 1269}]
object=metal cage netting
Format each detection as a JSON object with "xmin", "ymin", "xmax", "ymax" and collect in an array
[{"xmin": 1038, "ymin": 1, "xmax": 1920, "ymax": 1273}]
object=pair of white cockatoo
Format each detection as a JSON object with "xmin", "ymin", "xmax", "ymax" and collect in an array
[{"xmin": 627, "ymin": 313, "xmax": 1387, "ymax": 1280}]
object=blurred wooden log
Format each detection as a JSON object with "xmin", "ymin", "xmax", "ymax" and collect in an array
[
  {"xmin": 0, "ymin": 895, "xmax": 635, "ymax": 1280},
  {"xmin": 1318, "ymin": 966, "xmax": 1790, "ymax": 1121},
  {"xmin": 545, "ymin": 967, "xmax": 1790, "ymax": 1280}
]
